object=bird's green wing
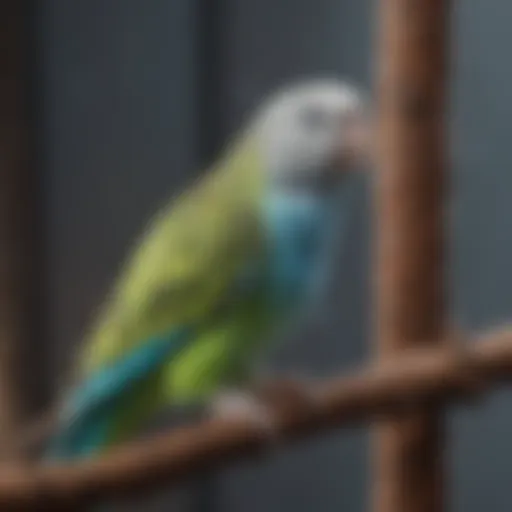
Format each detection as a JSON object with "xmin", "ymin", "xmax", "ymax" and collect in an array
[{"xmin": 78, "ymin": 139, "xmax": 265, "ymax": 378}]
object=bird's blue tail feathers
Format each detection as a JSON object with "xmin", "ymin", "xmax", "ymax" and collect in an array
[{"xmin": 46, "ymin": 328, "xmax": 190, "ymax": 461}]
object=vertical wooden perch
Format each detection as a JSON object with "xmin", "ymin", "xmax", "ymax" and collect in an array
[
  {"xmin": 0, "ymin": 2, "xmax": 32, "ymax": 461},
  {"xmin": 374, "ymin": 1, "xmax": 450, "ymax": 512}
]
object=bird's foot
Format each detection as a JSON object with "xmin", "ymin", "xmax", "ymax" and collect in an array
[
  {"xmin": 208, "ymin": 376, "xmax": 322, "ymax": 445},
  {"xmin": 250, "ymin": 373, "xmax": 322, "ymax": 415},
  {"xmin": 209, "ymin": 390, "xmax": 278, "ymax": 440}
]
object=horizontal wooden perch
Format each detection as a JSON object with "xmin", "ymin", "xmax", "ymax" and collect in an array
[{"xmin": 1, "ymin": 326, "xmax": 512, "ymax": 509}]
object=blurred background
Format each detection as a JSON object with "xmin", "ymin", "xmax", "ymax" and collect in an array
[{"xmin": 9, "ymin": 0, "xmax": 512, "ymax": 510}]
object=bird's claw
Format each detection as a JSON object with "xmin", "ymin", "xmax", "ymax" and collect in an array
[
  {"xmin": 209, "ymin": 390, "xmax": 279, "ymax": 441},
  {"xmin": 250, "ymin": 374, "xmax": 322, "ymax": 414},
  {"xmin": 208, "ymin": 376, "xmax": 322, "ymax": 446}
]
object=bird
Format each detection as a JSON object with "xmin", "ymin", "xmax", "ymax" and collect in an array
[{"xmin": 45, "ymin": 78, "xmax": 371, "ymax": 461}]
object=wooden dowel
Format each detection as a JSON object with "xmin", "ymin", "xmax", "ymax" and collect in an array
[{"xmin": 374, "ymin": 1, "xmax": 450, "ymax": 511}]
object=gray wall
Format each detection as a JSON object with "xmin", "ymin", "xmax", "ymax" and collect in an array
[
  {"xmin": 34, "ymin": 0, "xmax": 512, "ymax": 510},
  {"xmin": 451, "ymin": 1, "xmax": 512, "ymax": 510}
]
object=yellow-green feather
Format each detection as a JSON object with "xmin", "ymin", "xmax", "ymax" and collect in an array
[
  {"xmin": 57, "ymin": 136, "xmax": 270, "ymax": 452},
  {"xmin": 80, "ymin": 135, "xmax": 264, "ymax": 376}
]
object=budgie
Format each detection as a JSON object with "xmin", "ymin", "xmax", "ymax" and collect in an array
[{"xmin": 46, "ymin": 78, "xmax": 370, "ymax": 461}]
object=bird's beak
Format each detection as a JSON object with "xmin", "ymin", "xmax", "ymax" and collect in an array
[{"xmin": 333, "ymin": 111, "xmax": 373, "ymax": 171}]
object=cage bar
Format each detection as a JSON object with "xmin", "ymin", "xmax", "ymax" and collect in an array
[{"xmin": 0, "ymin": 0, "xmax": 36, "ymax": 463}]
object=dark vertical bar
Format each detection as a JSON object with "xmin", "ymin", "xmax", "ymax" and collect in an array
[
  {"xmin": 0, "ymin": 0, "xmax": 39, "ymax": 461},
  {"xmin": 25, "ymin": 0, "xmax": 51, "ymax": 420},
  {"xmin": 196, "ymin": 0, "xmax": 226, "ymax": 167},
  {"xmin": 193, "ymin": 0, "xmax": 226, "ymax": 511},
  {"xmin": 373, "ymin": 1, "xmax": 450, "ymax": 512}
]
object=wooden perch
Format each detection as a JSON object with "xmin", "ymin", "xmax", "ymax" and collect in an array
[
  {"xmin": 0, "ymin": 327, "xmax": 509, "ymax": 509},
  {"xmin": 374, "ymin": 0, "xmax": 450, "ymax": 510}
]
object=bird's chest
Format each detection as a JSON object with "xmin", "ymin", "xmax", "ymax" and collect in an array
[{"xmin": 264, "ymin": 197, "xmax": 333, "ymax": 311}]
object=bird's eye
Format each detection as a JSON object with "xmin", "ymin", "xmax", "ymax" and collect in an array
[{"xmin": 298, "ymin": 106, "xmax": 330, "ymax": 131}]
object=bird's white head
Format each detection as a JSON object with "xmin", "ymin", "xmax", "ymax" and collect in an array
[{"xmin": 251, "ymin": 78, "xmax": 370, "ymax": 194}]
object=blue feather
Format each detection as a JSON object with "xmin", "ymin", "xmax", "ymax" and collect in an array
[
  {"xmin": 46, "ymin": 327, "xmax": 190, "ymax": 461},
  {"xmin": 262, "ymin": 182, "xmax": 358, "ymax": 327},
  {"xmin": 264, "ymin": 192, "xmax": 334, "ymax": 307}
]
